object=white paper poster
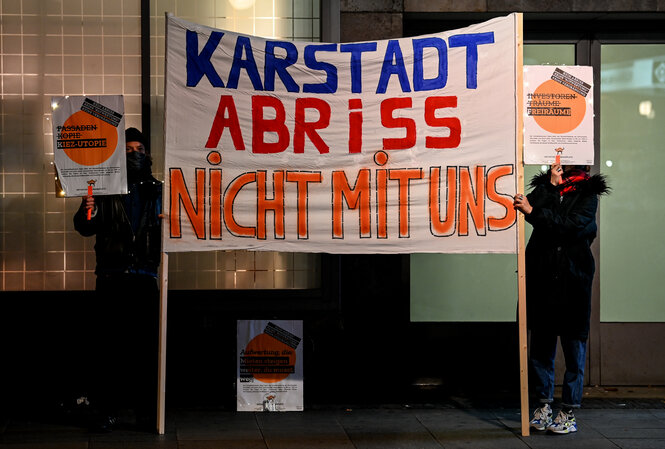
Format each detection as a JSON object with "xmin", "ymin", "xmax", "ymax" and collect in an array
[
  {"xmin": 524, "ymin": 65, "xmax": 594, "ymax": 165},
  {"xmin": 51, "ymin": 95, "xmax": 127, "ymax": 197},
  {"xmin": 163, "ymin": 14, "xmax": 521, "ymax": 254},
  {"xmin": 237, "ymin": 320, "xmax": 303, "ymax": 412}
]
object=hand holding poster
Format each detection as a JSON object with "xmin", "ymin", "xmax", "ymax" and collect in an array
[
  {"xmin": 51, "ymin": 95, "xmax": 127, "ymax": 197},
  {"xmin": 164, "ymin": 14, "xmax": 521, "ymax": 254},
  {"xmin": 523, "ymin": 66, "xmax": 594, "ymax": 165}
]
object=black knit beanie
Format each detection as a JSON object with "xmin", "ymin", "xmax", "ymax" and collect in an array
[{"xmin": 125, "ymin": 127, "xmax": 148, "ymax": 153}]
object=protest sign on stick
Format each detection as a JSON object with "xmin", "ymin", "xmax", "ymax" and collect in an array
[
  {"xmin": 51, "ymin": 96, "xmax": 127, "ymax": 201},
  {"xmin": 523, "ymin": 66, "xmax": 594, "ymax": 165}
]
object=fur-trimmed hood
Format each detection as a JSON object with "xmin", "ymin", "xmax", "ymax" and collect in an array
[{"xmin": 529, "ymin": 171, "xmax": 611, "ymax": 196}]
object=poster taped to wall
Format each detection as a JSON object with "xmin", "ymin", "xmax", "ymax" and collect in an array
[
  {"xmin": 237, "ymin": 320, "xmax": 303, "ymax": 412},
  {"xmin": 51, "ymin": 95, "xmax": 127, "ymax": 197},
  {"xmin": 163, "ymin": 14, "xmax": 521, "ymax": 254},
  {"xmin": 523, "ymin": 66, "xmax": 594, "ymax": 165}
]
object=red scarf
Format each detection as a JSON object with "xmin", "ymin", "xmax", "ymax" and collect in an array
[{"xmin": 560, "ymin": 169, "xmax": 589, "ymax": 196}]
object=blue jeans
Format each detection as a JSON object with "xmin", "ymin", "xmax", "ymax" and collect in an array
[{"xmin": 530, "ymin": 330, "xmax": 587, "ymax": 408}]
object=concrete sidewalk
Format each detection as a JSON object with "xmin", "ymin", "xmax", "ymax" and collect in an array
[{"xmin": 2, "ymin": 405, "xmax": 665, "ymax": 449}]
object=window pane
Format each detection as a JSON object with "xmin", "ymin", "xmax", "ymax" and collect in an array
[{"xmin": 600, "ymin": 44, "xmax": 665, "ymax": 321}]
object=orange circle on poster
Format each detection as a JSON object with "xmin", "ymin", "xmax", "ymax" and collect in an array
[
  {"xmin": 244, "ymin": 333, "xmax": 295, "ymax": 384},
  {"xmin": 60, "ymin": 111, "xmax": 118, "ymax": 166},
  {"xmin": 532, "ymin": 79, "xmax": 586, "ymax": 134}
]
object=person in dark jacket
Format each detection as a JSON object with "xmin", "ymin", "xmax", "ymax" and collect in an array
[
  {"xmin": 73, "ymin": 127, "xmax": 162, "ymax": 432},
  {"xmin": 513, "ymin": 164, "xmax": 609, "ymax": 435}
]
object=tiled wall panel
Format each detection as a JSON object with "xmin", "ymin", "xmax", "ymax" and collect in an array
[
  {"xmin": 1, "ymin": 0, "xmax": 321, "ymax": 290},
  {"xmin": 1, "ymin": 0, "xmax": 141, "ymax": 291}
]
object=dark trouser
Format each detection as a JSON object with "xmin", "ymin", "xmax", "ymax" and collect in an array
[
  {"xmin": 530, "ymin": 329, "xmax": 587, "ymax": 409},
  {"xmin": 90, "ymin": 274, "xmax": 159, "ymax": 421}
]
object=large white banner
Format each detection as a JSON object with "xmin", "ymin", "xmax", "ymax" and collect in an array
[
  {"xmin": 164, "ymin": 14, "xmax": 520, "ymax": 254},
  {"xmin": 237, "ymin": 320, "xmax": 303, "ymax": 412},
  {"xmin": 52, "ymin": 95, "xmax": 127, "ymax": 197}
]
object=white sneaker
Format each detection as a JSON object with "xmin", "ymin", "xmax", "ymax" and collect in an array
[
  {"xmin": 529, "ymin": 403, "xmax": 553, "ymax": 431},
  {"xmin": 547, "ymin": 410, "xmax": 577, "ymax": 434}
]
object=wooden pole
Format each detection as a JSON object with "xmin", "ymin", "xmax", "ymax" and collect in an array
[
  {"xmin": 514, "ymin": 13, "xmax": 530, "ymax": 438},
  {"xmin": 157, "ymin": 251, "xmax": 169, "ymax": 434},
  {"xmin": 157, "ymin": 13, "xmax": 171, "ymax": 435}
]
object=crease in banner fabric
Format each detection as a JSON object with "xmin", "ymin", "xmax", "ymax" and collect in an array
[{"xmin": 163, "ymin": 13, "xmax": 519, "ymax": 254}]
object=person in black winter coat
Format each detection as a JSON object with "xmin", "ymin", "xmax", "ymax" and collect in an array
[
  {"xmin": 514, "ymin": 164, "xmax": 609, "ymax": 435},
  {"xmin": 73, "ymin": 128, "xmax": 162, "ymax": 432}
]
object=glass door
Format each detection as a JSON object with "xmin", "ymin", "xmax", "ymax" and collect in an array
[{"xmin": 599, "ymin": 44, "xmax": 665, "ymax": 323}]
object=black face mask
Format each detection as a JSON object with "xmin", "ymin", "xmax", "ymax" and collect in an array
[{"xmin": 126, "ymin": 151, "xmax": 147, "ymax": 173}]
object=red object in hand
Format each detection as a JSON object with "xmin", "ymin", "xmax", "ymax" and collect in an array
[
  {"xmin": 555, "ymin": 154, "xmax": 561, "ymax": 165},
  {"xmin": 87, "ymin": 185, "xmax": 93, "ymax": 220}
]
